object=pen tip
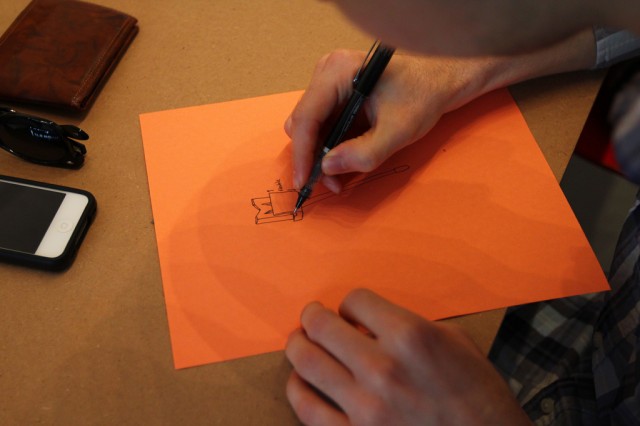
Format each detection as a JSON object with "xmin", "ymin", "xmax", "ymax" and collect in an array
[{"xmin": 293, "ymin": 207, "xmax": 298, "ymax": 216}]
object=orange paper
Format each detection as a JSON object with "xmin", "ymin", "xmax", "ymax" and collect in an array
[{"xmin": 139, "ymin": 89, "xmax": 609, "ymax": 369}]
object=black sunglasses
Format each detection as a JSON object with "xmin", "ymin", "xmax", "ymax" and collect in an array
[{"xmin": 0, "ymin": 106, "xmax": 89, "ymax": 169}]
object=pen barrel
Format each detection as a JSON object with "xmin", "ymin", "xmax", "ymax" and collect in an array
[
  {"xmin": 355, "ymin": 44, "xmax": 395, "ymax": 95},
  {"xmin": 323, "ymin": 93, "xmax": 365, "ymax": 151},
  {"xmin": 296, "ymin": 42, "xmax": 395, "ymax": 211},
  {"xmin": 304, "ymin": 157, "xmax": 324, "ymax": 193}
]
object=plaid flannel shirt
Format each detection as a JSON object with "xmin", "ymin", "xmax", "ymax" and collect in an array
[
  {"xmin": 488, "ymin": 29, "xmax": 640, "ymax": 425},
  {"xmin": 489, "ymin": 197, "xmax": 640, "ymax": 424}
]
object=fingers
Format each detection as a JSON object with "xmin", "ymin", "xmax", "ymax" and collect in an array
[
  {"xmin": 288, "ymin": 292, "xmax": 531, "ymax": 426},
  {"xmin": 321, "ymin": 126, "xmax": 405, "ymax": 176},
  {"xmin": 299, "ymin": 302, "xmax": 378, "ymax": 374},
  {"xmin": 287, "ymin": 51, "xmax": 363, "ymax": 189},
  {"xmin": 285, "ymin": 327, "xmax": 355, "ymax": 405},
  {"xmin": 286, "ymin": 372, "xmax": 350, "ymax": 426},
  {"xmin": 286, "ymin": 301, "xmax": 382, "ymax": 421},
  {"xmin": 338, "ymin": 288, "xmax": 425, "ymax": 341},
  {"xmin": 322, "ymin": 136, "xmax": 378, "ymax": 176}
]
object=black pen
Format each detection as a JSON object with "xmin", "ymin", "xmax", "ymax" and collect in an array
[{"xmin": 293, "ymin": 41, "xmax": 395, "ymax": 215}]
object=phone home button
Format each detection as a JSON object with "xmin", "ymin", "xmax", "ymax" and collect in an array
[{"xmin": 56, "ymin": 220, "xmax": 74, "ymax": 233}]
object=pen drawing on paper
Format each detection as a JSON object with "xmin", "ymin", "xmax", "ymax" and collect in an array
[{"xmin": 250, "ymin": 165, "xmax": 410, "ymax": 224}]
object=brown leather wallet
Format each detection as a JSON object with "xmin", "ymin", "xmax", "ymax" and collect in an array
[{"xmin": 0, "ymin": 0, "xmax": 138, "ymax": 111}]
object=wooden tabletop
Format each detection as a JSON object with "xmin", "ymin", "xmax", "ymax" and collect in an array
[{"xmin": 0, "ymin": 1, "xmax": 603, "ymax": 424}]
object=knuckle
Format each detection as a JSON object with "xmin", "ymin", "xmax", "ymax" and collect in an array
[
  {"xmin": 363, "ymin": 355, "xmax": 402, "ymax": 393},
  {"xmin": 343, "ymin": 288, "xmax": 371, "ymax": 306},
  {"xmin": 315, "ymin": 52, "xmax": 332, "ymax": 73},
  {"xmin": 316, "ymin": 49, "xmax": 357, "ymax": 74},
  {"xmin": 286, "ymin": 340, "xmax": 313, "ymax": 369},
  {"xmin": 302, "ymin": 308, "xmax": 333, "ymax": 341},
  {"xmin": 289, "ymin": 105, "xmax": 306, "ymax": 128},
  {"xmin": 390, "ymin": 316, "xmax": 436, "ymax": 357}
]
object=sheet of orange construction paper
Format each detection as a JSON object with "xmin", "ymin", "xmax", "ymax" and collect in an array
[{"xmin": 139, "ymin": 89, "xmax": 609, "ymax": 369}]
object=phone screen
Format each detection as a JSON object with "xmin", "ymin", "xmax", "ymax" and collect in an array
[{"xmin": 0, "ymin": 181, "xmax": 65, "ymax": 253}]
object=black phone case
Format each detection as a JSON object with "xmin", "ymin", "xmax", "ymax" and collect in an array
[{"xmin": 0, "ymin": 175, "xmax": 97, "ymax": 271}]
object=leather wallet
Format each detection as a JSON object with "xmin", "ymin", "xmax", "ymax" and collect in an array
[{"xmin": 0, "ymin": 0, "xmax": 138, "ymax": 111}]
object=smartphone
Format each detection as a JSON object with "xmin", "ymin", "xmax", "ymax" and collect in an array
[{"xmin": 0, "ymin": 175, "xmax": 96, "ymax": 271}]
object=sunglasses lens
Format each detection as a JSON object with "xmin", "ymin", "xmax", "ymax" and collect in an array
[{"xmin": 0, "ymin": 116, "xmax": 69, "ymax": 162}]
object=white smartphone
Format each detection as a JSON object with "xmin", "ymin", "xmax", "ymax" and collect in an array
[{"xmin": 0, "ymin": 175, "xmax": 96, "ymax": 270}]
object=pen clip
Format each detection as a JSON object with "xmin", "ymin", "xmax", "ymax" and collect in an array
[{"xmin": 353, "ymin": 40, "xmax": 380, "ymax": 88}]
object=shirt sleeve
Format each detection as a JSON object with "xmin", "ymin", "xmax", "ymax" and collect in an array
[
  {"xmin": 593, "ymin": 27, "xmax": 640, "ymax": 69},
  {"xmin": 610, "ymin": 71, "xmax": 640, "ymax": 183}
]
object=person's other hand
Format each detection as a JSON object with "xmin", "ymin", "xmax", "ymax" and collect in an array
[
  {"xmin": 285, "ymin": 50, "xmax": 497, "ymax": 193},
  {"xmin": 285, "ymin": 289, "xmax": 531, "ymax": 425}
]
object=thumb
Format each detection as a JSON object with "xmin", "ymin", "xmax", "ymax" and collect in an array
[{"xmin": 321, "ymin": 127, "xmax": 405, "ymax": 176}]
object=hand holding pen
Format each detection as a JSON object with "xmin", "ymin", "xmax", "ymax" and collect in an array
[{"xmin": 292, "ymin": 41, "xmax": 395, "ymax": 214}]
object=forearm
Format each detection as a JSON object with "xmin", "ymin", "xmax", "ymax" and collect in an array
[{"xmin": 434, "ymin": 28, "xmax": 597, "ymax": 113}]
